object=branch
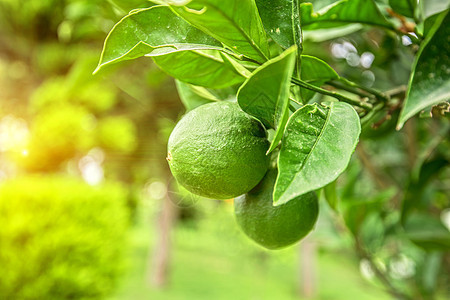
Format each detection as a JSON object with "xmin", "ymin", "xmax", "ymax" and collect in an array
[
  {"xmin": 336, "ymin": 77, "xmax": 389, "ymax": 103},
  {"xmin": 385, "ymin": 85, "xmax": 407, "ymax": 99},
  {"xmin": 327, "ymin": 79, "xmax": 372, "ymax": 99},
  {"xmin": 360, "ymin": 102, "xmax": 385, "ymax": 126},
  {"xmin": 289, "ymin": 96, "xmax": 302, "ymax": 105},
  {"xmin": 291, "ymin": 78, "xmax": 373, "ymax": 110},
  {"xmin": 372, "ymin": 101, "xmax": 401, "ymax": 129}
]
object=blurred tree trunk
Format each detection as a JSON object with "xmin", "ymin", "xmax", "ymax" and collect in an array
[
  {"xmin": 148, "ymin": 189, "xmax": 178, "ymax": 288},
  {"xmin": 299, "ymin": 236, "xmax": 317, "ymax": 299}
]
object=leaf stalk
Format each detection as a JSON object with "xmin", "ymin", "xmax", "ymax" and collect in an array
[
  {"xmin": 336, "ymin": 77, "xmax": 389, "ymax": 103},
  {"xmin": 291, "ymin": 78, "xmax": 373, "ymax": 110}
]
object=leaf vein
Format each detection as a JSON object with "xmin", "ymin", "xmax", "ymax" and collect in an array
[
  {"xmin": 184, "ymin": 1, "xmax": 268, "ymax": 61},
  {"xmin": 281, "ymin": 104, "xmax": 331, "ymax": 196}
]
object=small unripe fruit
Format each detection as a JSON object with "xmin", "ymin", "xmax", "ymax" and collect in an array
[{"xmin": 167, "ymin": 101, "xmax": 270, "ymax": 199}]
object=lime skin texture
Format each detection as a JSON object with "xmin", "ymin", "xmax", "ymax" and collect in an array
[
  {"xmin": 234, "ymin": 169, "xmax": 319, "ymax": 250},
  {"xmin": 167, "ymin": 101, "xmax": 270, "ymax": 199}
]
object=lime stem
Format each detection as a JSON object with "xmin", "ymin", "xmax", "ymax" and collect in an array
[
  {"xmin": 327, "ymin": 80, "xmax": 371, "ymax": 99},
  {"xmin": 291, "ymin": 78, "xmax": 373, "ymax": 110},
  {"xmin": 335, "ymin": 77, "xmax": 389, "ymax": 102}
]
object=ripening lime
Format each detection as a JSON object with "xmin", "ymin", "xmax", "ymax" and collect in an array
[
  {"xmin": 234, "ymin": 169, "xmax": 319, "ymax": 249},
  {"xmin": 167, "ymin": 101, "xmax": 270, "ymax": 199}
]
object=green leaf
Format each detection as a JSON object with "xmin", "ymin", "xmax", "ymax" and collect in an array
[
  {"xmin": 219, "ymin": 52, "xmax": 252, "ymax": 79},
  {"xmin": 175, "ymin": 80, "xmax": 218, "ymax": 111},
  {"xmin": 255, "ymin": 0, "xmax": 302, "ymax": 75},
  {"xmin": 237, "ymin": 54, "xmax": 337, "ymax": 130},
  {"xmin": 274, "ymin": 102, "xmax": 361, "ymax": 205},
  {"xmin": 422, "ymin": 0, "xmax": 450, "ymax": 19},
  {"xmin": 255, "ymin": 0, "xmax": 295, "ymax": 49},
  {"xmin": 323, "ymin": 180, "xmax": 338, "ymax": 211},
  {"xmin": 237, "ymin": 46, "xmax": 297, "ymax": 153},
  {"xmin": 422, "ymin": 11, "xmax": 441, "ymax": 37},
  {"xmin": 152, "ymin": 49, "xmax": 247, "ymax": 88},
  {"xmin": 300, "ymin": 0, "xmax": 394, "ymax": 30},
  {"xmin": 389, "ymin": 0, "xmax": 416, "ymax": 18},
  {"xmin": 95, "ymin": 5, "xmax": 222, "ymax": 73},
  {"xmin": 167, "ymin": 0, "xmax": 270, "ymax": 63},
  {"xmin": 397, "ymin": 11, "xmax": 450, "ymax": 129},
  {"xmin": 303, "ymin": 24, "xmax": 363, "ymax": 42},
  {"xmin": 300, "ymin": 55, "xmax": 339, "ymax": 102}
]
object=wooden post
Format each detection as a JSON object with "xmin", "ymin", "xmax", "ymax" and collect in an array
[
  {"xmin": 148, "ymin": 188, "xmax": 178, "ymax": 288},
  {"xmin": 299, "ymin": 236, "xmax": 317, "ymax": 299}
]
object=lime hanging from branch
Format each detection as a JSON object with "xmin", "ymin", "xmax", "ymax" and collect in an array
[
  {"xmin": 167, "ymin": 101, "xmax": 270, "ymax": 199},
  {"xmin": 234, "ymin": 168, "xmax": 319, "ymax": 249}
]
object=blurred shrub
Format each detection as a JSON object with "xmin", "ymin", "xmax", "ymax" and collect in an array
[
  {"xmin": 0, "ymin": 176, "xmax": 129, "ymax": 299},
  {"xmin": 31, "ymin": 58, "xmax": 118, "ymax": 114},
  {"xmin": 97, "ymin": 116, "xmax": 137, "ymax": 153},
  {"xmin": 12, "ymin": 103, "xmax": 95, "ymax": 172}
]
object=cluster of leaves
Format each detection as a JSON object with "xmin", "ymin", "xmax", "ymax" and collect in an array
[
  {"xmin": 96, "ymin": 0, "xmax": 449, "ymax": 298},
  {"xmin": 96, "ymin": 0, "xmax": 448, "ymax": 205}
]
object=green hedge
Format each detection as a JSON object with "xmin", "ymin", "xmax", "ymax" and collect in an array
[{"xmin": 0, "ymin": 176, "xmax": 129, "ymax": 299}]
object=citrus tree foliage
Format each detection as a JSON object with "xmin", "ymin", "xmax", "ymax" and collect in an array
[{"xmin": 98, "ymin": 0, "xmax": 449, "ymax": 298}]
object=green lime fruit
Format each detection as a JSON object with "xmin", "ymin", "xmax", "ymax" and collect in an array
[
  {"xmin": 234, "ymin": 169, "xmax": 319, "ymax": 250},
  {"xmin": 167, "ymin": 101, "xmax": 270, "ymax": 199}
]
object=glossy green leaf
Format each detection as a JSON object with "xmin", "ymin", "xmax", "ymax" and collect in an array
[
  {"xmin": 237, "ymin": 46, "xmax": 297, "ymax": 153},
  {"xmin": 422, "ymin": 0, "xmax": 450, "ymax": 19},
  {"xmin": 274, "ymin": 102, "xmax": 361, "ymax": 205},
  {"xmin": 300, "ymin": 55, "xmax": 339, "ymax": 101},
  {"xmin": 397, "ymin": 11, "xmax": 450, "ymax": 129},
  {"xmin": 167, "ymin": 0, "xmax": 270, "ymax": 63},
  {"xmin": 219, "ymin": 52, "xmax": 252, "ymax": 79},
  {"xmin": 152, "ymin": 49, "xmax": 247, "ymax": 88},
  {"xmin": 300, "ymin": 0, "xmax": 394, "ymax": 30},
  {"xmin": 303, "ymin": 24, "xmax": 363, "ymax": 42},
  {"xmin": 95, "ymin": 5, "xmax": 223, "ymax": 73},
  {"xmin": 175, "ymin": 80, "xmax": 218, "ymax": 111},
  {"xmin": 422, "ymin": 11, "xmax": 441, "ymax": 37},
  {"xmin": 256, "ymin": 0, "xmax": 299, "ymax": 49}
]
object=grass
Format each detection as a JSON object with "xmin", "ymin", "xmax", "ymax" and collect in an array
[{"xmin": 111, "ymin": 201, "xmax": 390, "ymax": 300}]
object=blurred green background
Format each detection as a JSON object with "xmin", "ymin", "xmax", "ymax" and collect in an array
[{"xmin": 0, "ymin": 1, "xmax": 448, "ymax": 299}]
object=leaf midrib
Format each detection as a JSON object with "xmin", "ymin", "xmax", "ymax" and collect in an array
[
  {"xmin": 279, "ymin": 104, "xmax": 331, "ymax": 198},
  {"xmin": 98, "ymin": 6, "xmax": 222, "ymax": 70},
  {"xmin": 180, "ymin": 1, "xmax": 269, "ymax": 62}
]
